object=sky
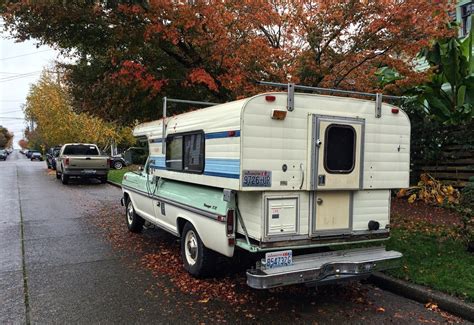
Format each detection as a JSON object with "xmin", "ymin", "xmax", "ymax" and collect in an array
[{"xmin": 0, "ymin": 26, "xmax": 65, "ymax": 149}]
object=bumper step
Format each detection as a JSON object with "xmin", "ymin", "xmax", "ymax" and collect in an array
[{"xmin": 247, "ymin": 246, "xmax": 402, "ymax": 289}]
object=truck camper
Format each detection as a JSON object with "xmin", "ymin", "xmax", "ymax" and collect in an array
[{"xmin": 121, "ymin": 82, "xmax": 409, "ymax": 289}]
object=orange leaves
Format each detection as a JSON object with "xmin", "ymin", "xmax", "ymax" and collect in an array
[
  {"xmin": 187, "ymin": 68, "xmax": 218, "ymax": 92},
  {"xmin": 397, "ymin": 174, "xmax": 460, "ymax": 207},
  {"xmin": 111, "ymin": 60, "xmax": 166, "ymax": 96}
]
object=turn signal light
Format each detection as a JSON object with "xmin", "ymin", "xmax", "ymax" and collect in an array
[
  {"xmin": 65, "ymin": 158, "xmax": 69, "ymax": 166},
  {"xmin": 391, "ymin": 108, "xmax": 399, "ymax": 114},
  {"xmin": 271, "ymin": 109, "xmax": 287, "ymax": 120},
  {"xmin": 226, "ymin": 210, "xmax": 234, "ymax": 235}
]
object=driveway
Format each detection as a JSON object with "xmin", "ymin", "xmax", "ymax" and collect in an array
[{"xmin": 0, "ymin": 150, "xmax": 465, "ymax": 324}]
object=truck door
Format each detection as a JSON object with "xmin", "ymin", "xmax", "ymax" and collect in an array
[{"xmin": 310, "ymin": 115, "xmax": 364, "ymax": 235}]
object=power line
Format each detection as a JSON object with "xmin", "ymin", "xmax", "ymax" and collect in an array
[
  {"xmin": 0, "ymin": 109, "xmax": 23, "ymax": 114},
  {"xmin": 0, "ymin": 49, "xmax": 54, "ymax": 61},
  {"xmin": 0, "ymin": 116, "xmax": 24, "ymax": 120},
  {"xmin": 0, "ymin": 72, "xmax": 41, "ymax": 83}
]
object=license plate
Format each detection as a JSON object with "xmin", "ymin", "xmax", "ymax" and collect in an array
[
  {"xmin": 264, "ymin": 250, "xmax": 293, "ymax": 269},
  {"xmin": 242, "ymin": 170, "xmax": 272, "ymax": 187},
  {"xmin": 83, "ymin": 170, "xmax": 96, "ymax": 174}
]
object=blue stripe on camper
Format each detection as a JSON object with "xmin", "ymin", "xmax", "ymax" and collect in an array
[
  {"xmin": 149, "ymin": 138, "xmax": 163, "ymax": 143},
  {"xmin": 205, "ymin": 130, "xmax": 240, "ymax": 139},
  {"xmin": 149, "ymin": 156, "xmax": 240, "ymax": 179},
  {"xmin": 204, "ymin": 158, "xmax": 240, "ymax": 178}
]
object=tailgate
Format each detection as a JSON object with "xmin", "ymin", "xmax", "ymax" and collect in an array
[{"xmin": 68, "ymin": 156, "xmax": 108, "ymax": 169}]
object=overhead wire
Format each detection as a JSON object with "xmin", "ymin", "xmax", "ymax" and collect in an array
[{"xmin": 0, "ymin": 49, "xmax": 53, "ymax": 61}]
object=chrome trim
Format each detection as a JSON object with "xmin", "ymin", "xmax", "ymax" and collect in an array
[
  {"xmin": 247, "ymin": 246, "xmax": 402, "ymax": 289},
  {"xmin": 121, "ymin": 184, "xmax": 224, "ymax": 222}
]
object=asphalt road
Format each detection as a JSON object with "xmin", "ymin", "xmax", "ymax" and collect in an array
[{"xmin": 0, "ymin": 151, "xmax": 467, "ymax": 324}]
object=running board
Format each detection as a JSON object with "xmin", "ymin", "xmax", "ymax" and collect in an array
[{"xmin": 246, "ymin": 246, "xmax": 402, "ymax": 289}]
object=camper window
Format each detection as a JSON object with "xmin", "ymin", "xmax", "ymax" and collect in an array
[
  {"xmin": 166, "ymin": 131, "xmax": 204, "ymax": 173},
  {"xmin": 166, "ymin": 135, "xmax": 183, "ymax": 170},
  {"xmin": 324, "ymin": 124, "xmax": 356, "ymax": 174}
]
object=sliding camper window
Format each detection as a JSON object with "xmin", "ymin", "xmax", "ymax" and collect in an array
[
  {"xmin": 166, "ymin": 131, "xmax": 204, "ymax": 173},
  {"xmin": 324, "ymin": 124, "xmax": 356, "ymax": 174}
]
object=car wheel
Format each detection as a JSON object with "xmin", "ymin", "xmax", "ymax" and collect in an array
[
  {"xmin": 100, "ymin": 177, "xmax": 107, "ymax": 184},
  {"xmin": 113, "ymin": 160, "xmax": 123, "ymax": 169},
  {"xmin": 125, "ymin": 199, "xmax": 144, "ymax": 233},
  {"xmin": 46, "ymin": 162, "xmax": 51, "ymax": 169},
  {"xmin": 61, "ymin": 172, "xmax": 69, "ymax": 185},
  {"xmin": 180, "ymin": 222, "xmax": 217, "ymax": 277},
  {"xmin": 55, "ymin": 170, "xmax": 61, "ymax": 179}
]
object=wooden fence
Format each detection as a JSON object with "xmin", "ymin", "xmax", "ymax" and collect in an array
[{"xmin": 414, "ymin": 145, "xmax": 474, "ymax": 187}]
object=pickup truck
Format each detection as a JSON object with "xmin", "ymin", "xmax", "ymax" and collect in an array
[{"xmin": 56, "ymin": 143, "xmax": 110, "ymax": 185}]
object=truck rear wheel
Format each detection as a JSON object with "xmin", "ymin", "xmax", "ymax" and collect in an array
[
  {"xmin": 126, "ymin": 199, "xmax": 144, "ymax": 233},
  {"xmin": 181, "ymin": 222, "xmax": 216, "ymax": 277},
  {"xmin": 61, "ymin": 171, "xmax": 69, "ymax": 184}
]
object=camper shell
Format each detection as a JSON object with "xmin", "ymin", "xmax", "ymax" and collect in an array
[{"xmin": 123, "ymin": 88, "xmax": 409, "ymax": 289}]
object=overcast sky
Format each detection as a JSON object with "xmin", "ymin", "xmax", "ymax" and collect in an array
[{"xmin": 0, "ymin": 27, "xmax": 65, "ymax": 148}]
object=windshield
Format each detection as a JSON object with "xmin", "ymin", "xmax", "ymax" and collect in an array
[{"xmin": 63, "ymin": 145, "xmax": 99, "ymax": 156}]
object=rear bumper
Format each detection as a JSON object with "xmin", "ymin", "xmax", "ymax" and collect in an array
[
  {"xmin": 63, "ymin": 169, "xmax": 108, "ymax": 177},
  {"xmin": 246, "ymin": 246, "xmax": 402, "ymax": 289}
]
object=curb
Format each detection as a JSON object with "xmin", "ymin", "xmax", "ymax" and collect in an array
[
  {"xmin": 107, "ymin": 180, "xmax": 122, "ymax": 188},
  {"xmin": 370, "ymin": 272, "xmax": 474, "ymax": 322}
]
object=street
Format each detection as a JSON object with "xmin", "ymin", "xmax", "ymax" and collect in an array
[{"xmin": 0, "ymin": 151, "xmax": 465, "ymax": 324}]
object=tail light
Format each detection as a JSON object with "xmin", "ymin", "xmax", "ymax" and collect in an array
[
  {"xmin": 65, "ymin": 157, "xmax": 69, "ymax": 166},
  {"xmin": 226, "ymin": 209, "xmax": 234, "ymax": 236},
  {"xmin": 107, "ymin": 158, "xmax": 111, "ymax": 167}
]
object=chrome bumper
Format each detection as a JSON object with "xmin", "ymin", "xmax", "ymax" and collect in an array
[{"xmin": 246, "ymin": 246, "xmax": 402, "ymax": 289}]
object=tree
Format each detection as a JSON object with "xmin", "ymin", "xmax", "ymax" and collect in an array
[
  {"xmin": 18, "ymin": 139, "xmax": 28, "ymax": 150},
  {"xmin": 1, "ymin": 1, "xmax": 453, "ymax": 123},
  {"xmin": 0, "ymin": 125, "xmax": 13, "ymax": 148},
  {"xmin": 24, "ymin": 72, "xmax": 134, "ymax": 150},
  {"xmin": 410, "ymin": 20, "xmax": 473, "ymax": 125}
]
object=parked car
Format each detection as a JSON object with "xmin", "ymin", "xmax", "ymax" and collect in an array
[
  {"xmin": 26, "ymin": 150, "xmax": 33, "ymax": 158},
  {"xmin": 0, "ymin": 150, "xmax": 7, "ymax": 161},
  {"xmin": 30, "ymin": 151, "xmax": 43, "ymax": 161},
  {"xmin": 110, "ymin": 155, "xmax": 127, "ymax": 169},
  {"xmin": 46, "ymin": 146, "xmax": 61, "ymax": 169},
  {"xmin": 56, "ymin": 143, "xmax": 110, "ymax": 184}
]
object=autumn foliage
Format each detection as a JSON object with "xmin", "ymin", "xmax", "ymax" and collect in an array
[
  {"xmin": 24, "ymin": 72, "xmax": 134, "ymax": 149},
  {"xmin": 1, "ymin": 1, "xmax": 453, "ymax": 123}
]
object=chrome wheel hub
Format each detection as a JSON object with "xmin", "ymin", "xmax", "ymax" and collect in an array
[
  {"xmin": 127, "ymin": 202, "xmax": 134, "ymax": 225},
  {"xmin": 185, "ymin": 230, "xmax": 198, "ymax": 266}
]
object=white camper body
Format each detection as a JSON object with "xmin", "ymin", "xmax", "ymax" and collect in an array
[{"xmin": 124, "ymin": 91, "xmax": 409, "ymax": 288}]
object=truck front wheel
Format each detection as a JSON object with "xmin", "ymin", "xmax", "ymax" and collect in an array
[
  {"xmin": 181, "ymin": 222, "xmax": 216, "ymax": 277},
  {"xmin": 126, "ymin": 199, "xmax": 144, "ymax": 233}
]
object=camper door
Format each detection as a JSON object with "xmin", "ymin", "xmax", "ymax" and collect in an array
[{"xmin": 310, "ymin": 115, "xmax": 364, "ymax": 235}]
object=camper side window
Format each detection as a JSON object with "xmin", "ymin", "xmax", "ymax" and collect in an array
[
  {"xmin": 166, "ymin": 131, "xmax": 204, "ymax": 173},
  {"xmin": 324, "ymin": 124, "xmax": 356, "ymax": 174},
  {"xmin": 166, "ymin": 135, "xmax": 183, "ymax": 170}
]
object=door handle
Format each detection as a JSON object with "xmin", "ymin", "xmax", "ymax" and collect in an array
[
  {"xmin": 317, "ymin": 198, "xmax": 323, "ymax": 205},
  {"xmin": 156, "ymin": 201, "xmax": 161, "ymax": 207},
  {"xmin": 299, "ymin": 163, "xmax": 304, "ymax": 189}
]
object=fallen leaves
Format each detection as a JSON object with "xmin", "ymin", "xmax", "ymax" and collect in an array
[{"xmin": 397, "ymin": 174, "xmax": 460, "ymax": 206}]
